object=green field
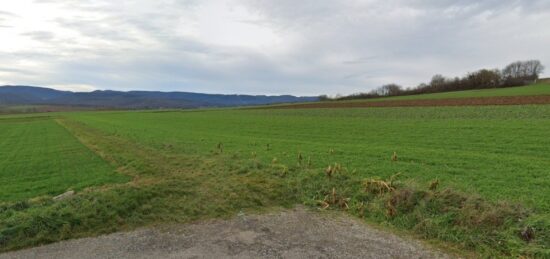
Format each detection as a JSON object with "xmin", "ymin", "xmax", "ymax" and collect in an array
[
  {"xmin": 0, "ymin": 117, "xmax": 129, "ymax": 201},
  {"xmin": 1, "ymin": 105, "xmax": 549, "ymax": 257},
  {"xmin": 66, "ymin": 107, "xmax": 550, "ymax": 211},
  {"xmin": 348, "ymin": 83, "xmax": 550, "ymax": 102}
]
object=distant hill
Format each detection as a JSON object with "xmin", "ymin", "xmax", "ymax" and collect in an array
[{"xmin": 0, "ymin": 85, "xmax": 318, "ymax": 109}]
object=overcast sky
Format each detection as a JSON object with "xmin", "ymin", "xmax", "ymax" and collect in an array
[{"xmin": 0, "ymin": 0, "xmax": 549, "ymax": 95}]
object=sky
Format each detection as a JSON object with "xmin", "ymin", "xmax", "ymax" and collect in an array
[{"xmin": 0, "ymin": 0, "xmax": 549, "ymax": 95}]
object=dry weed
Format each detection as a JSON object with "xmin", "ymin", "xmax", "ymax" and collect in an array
[
  {"xmin": 325, "ymin": 163, "xmax": 342, "ymax": 178},
  {"xmin": 319, "ymin": 188, "xmax": 350, "ymax": 210}
]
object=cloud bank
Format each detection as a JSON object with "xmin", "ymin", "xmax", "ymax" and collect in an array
[{"xmin": 0, "ymin": 0, "xmax": 549, "ymax": 95}]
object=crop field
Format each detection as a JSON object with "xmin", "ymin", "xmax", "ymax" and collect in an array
[
  {"xmin": 66, "ymin": 107, "xmax": 550, "ymax": 211},
  {"xmin": 0, "ymin": 117, "xmax": 129, "ymax": 201},
  {"xmin": 0, "ymin": 105, "xmax": 88, "ymax": 115},
  {"xmin": 271, "ymin": 83, "xmax": 550, "ymax": 109},
  {"xmin": 1, "ymin": 104, "xmax": 549, "ymax": 257},
  {"xmin": 361, "ymin": 82, "xmax": 550, "ymax": 102}
]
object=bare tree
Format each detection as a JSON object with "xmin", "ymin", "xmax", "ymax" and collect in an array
[
  {"xmin": 430, "ymin": 74, "xmax": 446, "ymax": 88},
  {"xmin": 524, "ymin": 60, "xmax": 545, "ymax": 79},
  {"xmin": 337, "ymin": 60, "xmax": 544, "ymax": 100},
  {"xmin": 376, "ymin": 83, "xmax": 403, "ymax": 96},
  {"xmin": 502, "ymin": 61, "xmax": 523, "ymax": 79},
  {"xmin": 503, "ymin": 60, "xmax": 544, "ymax": 80},
  {"xmin": 466, "ymin": 69, "xmax": 501, "ymax": 88},
  {"xmin": 318, "ymin": 95, "xmax": 330, "ymax": 101}
]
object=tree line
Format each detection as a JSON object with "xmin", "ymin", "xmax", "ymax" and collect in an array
[{"xmin": 324, "ymin": 60, "xmax": 545, "ymax": 101}]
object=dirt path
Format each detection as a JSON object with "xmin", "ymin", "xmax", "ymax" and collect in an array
[
  {"xmin": 1, "ymin": 207, "xmax": 452, "ymax": 259},
  {"xmin": 265, "ymin": 95, "xmax": 550, "ymax": 109}
]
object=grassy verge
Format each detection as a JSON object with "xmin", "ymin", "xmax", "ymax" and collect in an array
[{"xmin": 0, "ymin": 117, "xmax": 548, "ymax": 257}]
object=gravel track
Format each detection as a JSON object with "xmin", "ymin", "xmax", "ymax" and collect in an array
[{"xmin": 0, "ymin": 207, "xmax": 452, "ymax": 259}]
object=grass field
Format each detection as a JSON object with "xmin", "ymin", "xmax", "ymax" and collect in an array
[
  {"xmin": 66, "ymin": 107, "xmax": 550, "ymax": 211},
  {"xmin": 345, "ymin": 83, "xmax": 550, "ymax": 102},
  {"xmin": 1, "ymin": 104, "xmax": 549, "ymax": 257},
  {"xmin": 0, "ymin": 117, "xmax": 129, "ymax": 201}
]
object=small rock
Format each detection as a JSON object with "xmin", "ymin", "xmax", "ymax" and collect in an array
[{"xmin": 53, "ymin": 190, "xmax": 75, "ymax": 201}]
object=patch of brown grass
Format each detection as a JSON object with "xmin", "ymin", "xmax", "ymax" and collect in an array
[{"xmin": 318, "ymin": 188, "xmax": 350, "ymax": 210}]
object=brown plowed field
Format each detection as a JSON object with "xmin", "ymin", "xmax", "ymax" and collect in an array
[{"xmin": 265, "ymin": 95, "xmax": 550, "ymax": 109}]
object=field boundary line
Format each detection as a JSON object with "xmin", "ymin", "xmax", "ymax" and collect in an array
[
  {"xmin": 54, "ymin": 118, "xmax": 187, "ymax": 185},
  {"xmin": 262, "ymin": 95, "xmax": 550, "ymax": 109}
]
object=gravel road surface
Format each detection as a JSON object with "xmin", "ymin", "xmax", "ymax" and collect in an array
[{"xmin": 1, "ymin": 207, "xmax": 452, "ymax": 259}]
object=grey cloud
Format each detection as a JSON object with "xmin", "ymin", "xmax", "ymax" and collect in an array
[
  {"xmin": 21, "ymin": 31, "xmax": 55, "ymax": 41},
  {"xmin": 0, "ymin": 10, "xmax": 16, "ymax": 27},
  {"xmin": 242, "ymin": 0, "xmax": 550, "ymax": 91},
  {"xmin": 47, "ymin": 46, "xmax": 340, "ymax": 94},
  {"xmin": 343, "ymin": 56, "xmax": 382, "ymax": 65},
  {"xmin": 54, "ymin": 18, "xmax": 138, "ymax": 43},
  {"xmin": 0, "ymin": 67, "xmax": 28, "ymax": 74},
  {"xmin": 0, "ymin": 11, "xmax": 16, "ymax": 16},
  {"xmin": 1, "ymin": 0, "xmax": 550, "ymax": 95}
]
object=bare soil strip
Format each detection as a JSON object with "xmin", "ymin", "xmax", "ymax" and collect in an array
[
  {"xmin": 0, "ymin": 207, "xmax": 451, "ymax": 259},
  {"xmin": 267, "ymin": 95, "xmax": 550, "ymax": 109}
]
